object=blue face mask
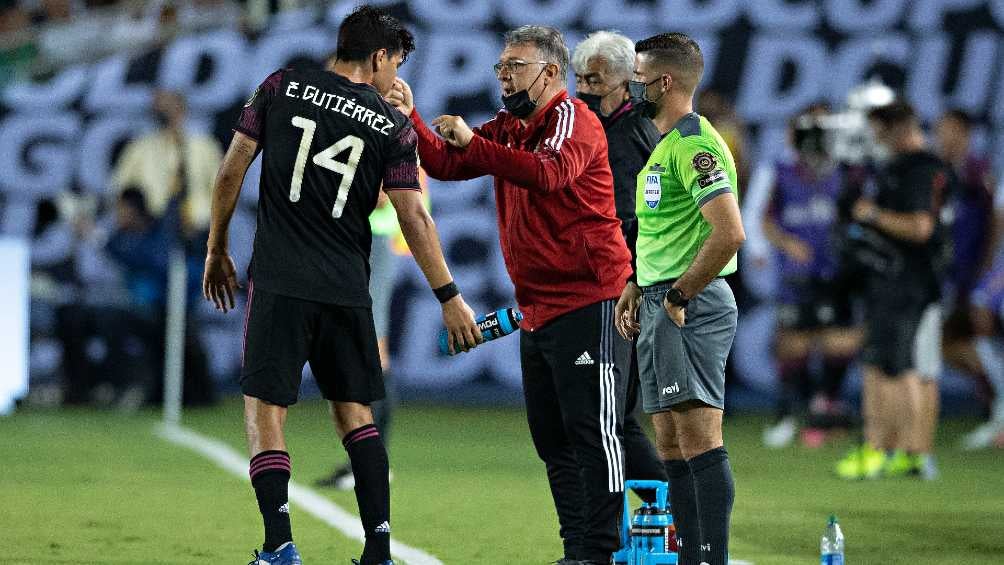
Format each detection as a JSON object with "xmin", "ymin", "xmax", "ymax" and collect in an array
[{"xmin": 502, "ymin": 66, "xmax": 547, "ymax": 118}]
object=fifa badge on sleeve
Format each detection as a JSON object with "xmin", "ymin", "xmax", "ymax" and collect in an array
[{"xmin": 645, "ymin": 172, "xmax": 662, "ymax": 209}]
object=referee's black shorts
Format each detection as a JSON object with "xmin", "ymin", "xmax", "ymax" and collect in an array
[{"xmin": 240, "ymin": 283, "xmax": 384, "ymax": 407}]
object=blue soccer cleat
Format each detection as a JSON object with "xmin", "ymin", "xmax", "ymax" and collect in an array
[{"xmin": 249, "ymin": 542, "xmax": 303, "ymax": 564}]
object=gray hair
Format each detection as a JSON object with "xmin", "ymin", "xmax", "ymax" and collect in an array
[
  {"xmin": 503, "ymin": 25, "xmax": 569, "ymax": 81},
  {"xmin": 571, "ymin": 30, "xmax": 635, "ymax": 82}
]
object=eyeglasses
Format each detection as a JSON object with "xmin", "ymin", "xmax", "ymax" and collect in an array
[{"xmin": 494, "ymin": 60, "xmax": 550, "ymax": 76}]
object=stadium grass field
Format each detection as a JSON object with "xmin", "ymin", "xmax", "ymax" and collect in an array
[{"xmin": 4, "ymin": 399, "xmax": 1003, "ymax": 564}]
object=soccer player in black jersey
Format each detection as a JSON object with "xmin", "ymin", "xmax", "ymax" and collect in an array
[{"xmin": 202, "ymin": 7, "xmax": 482, "ymax": 565}]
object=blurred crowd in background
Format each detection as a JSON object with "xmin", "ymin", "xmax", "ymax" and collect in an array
[
  {"xmin": 2, "ymin": 0, "xmax": 243, "ymax": 85},
  {"xmin": 0, "ymin": 1, "xmax": 366, "ymax": 86},
  {"xmin": 27, "ymin": 86, "xmax": 220, "ymax": 410},
  {"xmin": 4, "ymin": 1, "xmax": 1004, "ymax": 456}
]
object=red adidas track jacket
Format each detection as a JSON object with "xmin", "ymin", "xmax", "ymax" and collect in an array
[{"xmin": 411, "ymin": 90, "xmax": 631, "ymax": 331}]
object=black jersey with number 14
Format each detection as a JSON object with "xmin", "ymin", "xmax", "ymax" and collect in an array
[{"xmin": 235, "ymin": 68, "xmax": 420, "ymax": 307}]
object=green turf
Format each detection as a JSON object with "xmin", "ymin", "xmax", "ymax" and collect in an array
[{"xmin": 4, "ymin": 400, "xmax": 1003, "ymax": 564}]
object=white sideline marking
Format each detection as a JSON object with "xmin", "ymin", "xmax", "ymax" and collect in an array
[{"xmin": 156, "ymin": 423, "xmax": 443, "ymax": 565}]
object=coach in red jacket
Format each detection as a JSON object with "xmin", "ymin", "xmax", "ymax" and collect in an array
[{"xmin": 389, "ymin": 25, "xmax": 632, "ymax": 564}]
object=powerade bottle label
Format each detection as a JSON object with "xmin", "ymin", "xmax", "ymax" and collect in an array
[
  {"xmin": 821, "ymin": 554, "xmax": 844, "ymax": 565},
  {"xmin": 478, "ymin": 311, "xmax": 505, "ymax": 339},
  {"xmin": 439, "ymin": 308, "xmax": 522, "ymax": 355}
]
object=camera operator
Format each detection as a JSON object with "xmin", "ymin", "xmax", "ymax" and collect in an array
[{"xmin": 835, "ymin": 101, "xmax": 951, "ymax": 480}]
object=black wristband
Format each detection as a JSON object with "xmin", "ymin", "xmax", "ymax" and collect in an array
[
  {"xmin": 664, "ymin": 287, "xmax": 689, "ymax": 308},
  {"xmin": 433, "ymin": 281, "xmax": 460, "ymax": 303}
]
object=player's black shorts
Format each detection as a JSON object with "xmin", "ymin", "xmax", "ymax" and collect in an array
[
  {"xmin": 861, "ymin": 286, "xmax": 925, "ymax": 377},
  {"xmin": 777, "ymin": 277, "xmax": 855, "ymax": 331},
  {"xmin": 241, "ymin": 284, "xmax": 383, "ymax": 407}
]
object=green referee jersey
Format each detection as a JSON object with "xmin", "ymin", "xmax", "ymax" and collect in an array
[{"xmin": 635, "ymin": 112, "xmax": 739, "ymax": 286}]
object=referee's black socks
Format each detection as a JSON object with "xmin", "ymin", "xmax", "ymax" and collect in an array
[
  {"xmin": 343, "ymin": 424, "xmax": 391, "ymax": 564},
  {"xmin": 663, "ymin": 459, "xmax": 701, "ymax": 564},
  {"xmin": 689, "ymin": 446, "xmax": 735, "ymax": 565}
]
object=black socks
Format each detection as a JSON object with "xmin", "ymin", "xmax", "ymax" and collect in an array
[
  {"xmin": 665, "ymin": 447, "xmax": 735, "ymax": 565},
  {"xmin": 343, "ymin": 424, "xmax": 391, "ymax": 564},
  {"xmin": 250, "ymin": 450, "xmax": 292, "ymax": 552},
  {"xmin": 664, "ymin": 459, "xmax": 701, "ymax": 565},
  {"xmin": 822, "ymin": 356, "xmax": 851, "ymax": 400},
  {"xmin": 778, "ymin": 358, "xmax": 810, "ymax": 418},
  {"xmin": 689, "ymin": 447, "xmax": 735, "ymax": 565}
]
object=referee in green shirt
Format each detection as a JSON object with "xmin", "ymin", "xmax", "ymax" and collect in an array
[{"xmin": 614, "ymin": 33, "xmax": 745, "ymax": 565}]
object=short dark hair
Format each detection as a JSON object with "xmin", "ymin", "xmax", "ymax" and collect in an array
[
  {"xmin": 635, "ymin": 33, "xmax": 704, "ymax": 93},
  {"xmin": 868, "ymin": 101, "xmax": 916, "ymax": 127},
  {"xmin": 335, "ymin": 5, "xmax": 415, "ymax": 65},
  {"xmin": 941, "ymin": 108, "xmax": 972, "ymax": 130}
]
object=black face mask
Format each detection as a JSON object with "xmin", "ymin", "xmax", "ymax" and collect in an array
[
  {"xmin": 628, "ymin": 77, "xmax": 663, "ymax": 119},
  {"xmin": 577, "ymin": 84, "xmax": 622, "ymax": 118},
  {"xmin": 502, "ymin": 66, "xmax": 547, "ymax": 119},
  {"xmin": 577, "ymin": 92, "xmax": 603, "ymax": 115}
]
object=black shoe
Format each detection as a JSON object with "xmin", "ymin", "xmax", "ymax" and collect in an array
[
  {"xmin": 316, "ymin": 465, "xmax": 394, "ymax": 489},
  {"xmin": 315, "ymin": 464, "xmax": 354, "ymax": 489}
]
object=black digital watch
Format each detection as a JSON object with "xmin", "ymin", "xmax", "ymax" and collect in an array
[{"xmin": 664, "ymin": 287, "xmax": 689, "ymax": 308}]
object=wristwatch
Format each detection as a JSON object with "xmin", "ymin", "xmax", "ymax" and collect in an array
[{"xmin": 664, "ymin": 287, "xmax": 689, "ymax": 308}]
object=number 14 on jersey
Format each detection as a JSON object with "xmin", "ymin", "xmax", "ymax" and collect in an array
[{"xmin": 290, "ymin": 115, "xmax": 364, "ymax": 219}]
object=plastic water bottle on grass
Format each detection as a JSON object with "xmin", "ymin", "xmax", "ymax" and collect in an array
[{"xmin": 821, "ymin": 514, "xmax": 844, "ymax": 564}]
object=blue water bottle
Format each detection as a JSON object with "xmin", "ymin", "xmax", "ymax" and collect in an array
[
  {"xmin": 630, "ymin": 504, "xmax": 653, "ymax": 552},
  {"xmin": 438, "ymin": 307, "xmax": 522, "ymax": 355},
  {"xmin": 647, "ymin": 503, "xmax": 672, "ymax": 554},
  {"xmin": 619, "ymin": 480, "xmax": 677, "ymax": 565},
  {"xmin": 821, "ymin": 515, "xmax": 844, "ymax": 565}
]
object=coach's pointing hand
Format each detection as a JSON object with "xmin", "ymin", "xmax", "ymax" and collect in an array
[
  {"xmin": 432, "ymin": 115, "xmax": 474, "ymax": 148},
  {"xmin": 442, "ymin": 295, "xmax": 484, "ymax": 354}
]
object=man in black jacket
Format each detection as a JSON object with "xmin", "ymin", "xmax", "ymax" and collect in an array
[{"xmin": 572, "ymin": 30, "xmax": 668, "ymax": 504}]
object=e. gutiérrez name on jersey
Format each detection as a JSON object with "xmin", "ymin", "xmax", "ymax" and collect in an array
[{"xmin": 284, "ymin": 80, "xmax": 395, "ymax": 137}]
